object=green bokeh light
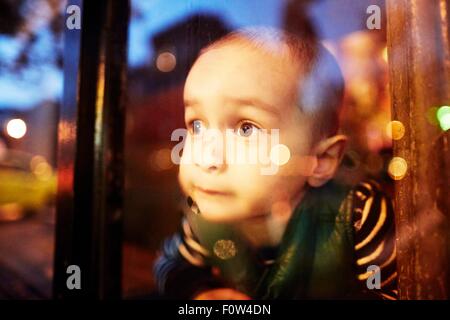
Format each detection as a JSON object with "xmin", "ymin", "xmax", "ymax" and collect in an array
[{"xmin": 437, "ymin": 106, "xmax": 450, "ymax": 131}]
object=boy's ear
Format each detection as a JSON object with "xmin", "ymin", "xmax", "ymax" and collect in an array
[{"xmin": 307, "ymin": 134, "xmax": 347, "ymax": 187}]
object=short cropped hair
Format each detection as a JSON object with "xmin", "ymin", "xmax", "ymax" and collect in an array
[{"xmin": 199, "ymin": 27, "xmax": 345, "ymax": 140}]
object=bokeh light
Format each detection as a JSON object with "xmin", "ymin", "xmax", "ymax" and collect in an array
[
  {"xmin": 150, "ymin": 148, "xmax": 174, "ymax": 171},
  {"xmin": 270, "ymin": 144, "xmax": 291, "ymax": 166},
  {"xmin": 155, "ymin": 52, "xmax": 177, "ymax": 72},
  {"xmin": 436, "ymin": 106, "xmax": 450, "ymax": 131},
  {"xmin": 386, "ymin": 120, "xmax": 405, "ymax": 140},
  {"xmin": 30, "ymin": 155, "xmax": 52, "ymax": 181},
  {"xmin": 213, "ymin": 239, "xmax": 237, "ymax": 260},
  {"xmin": 388, "ymin": 157, "xmax": 408, "ymax": 180},
  {"xmin": 30, "ymin": 155, "xmax": 46, "ymax": 170},
  {"xmin": 0, "ymin": 203, "xmax": 24, "ymax": 222},
  {"xmin": 6, "ymin": 118, "xmax": 27, "ymax": 139}
]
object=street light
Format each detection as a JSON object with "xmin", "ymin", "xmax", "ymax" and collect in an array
[{"xmin": 6, "ymin": 118, "xmax": 27, "ymax": 139}]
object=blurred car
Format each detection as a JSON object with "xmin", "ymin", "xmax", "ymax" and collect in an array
[{"xmin": 0, "ymin": 143, "xmax": 56, "ymax": 222}]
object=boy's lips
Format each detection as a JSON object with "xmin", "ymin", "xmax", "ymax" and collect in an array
[{"xmin": 194, "ymin": 185, "xmax": 232, "ymax": 196}]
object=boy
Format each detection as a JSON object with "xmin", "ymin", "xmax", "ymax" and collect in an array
[{"xmin": 154, "ymin": 27, "xmax": 397, "ymax": 299}]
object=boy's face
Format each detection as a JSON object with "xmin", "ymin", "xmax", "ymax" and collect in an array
[{"xmin": 179, "ymin": 42, "xmax": 315, "ymax": 223}]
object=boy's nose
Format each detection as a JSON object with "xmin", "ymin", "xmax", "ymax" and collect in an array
[{"xmin": 195, "ymin": 132, "xmax": 226, "ymax": 173}]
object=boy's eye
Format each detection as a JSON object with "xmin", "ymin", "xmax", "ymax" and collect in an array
[
  {"xmin": 236, "ymin": 122, "xmax": 259, "ymax": 138},
  {"xmin": 191, "ymin": 120, "xmax": 204, "ymax": 135}
]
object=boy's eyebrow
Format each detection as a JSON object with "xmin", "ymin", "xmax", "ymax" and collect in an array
[
  {"xmin": 184, "ymin": 97, "xmax": 279, "ymax": 116},
  {"xmin": 226, "ymin": 97, "xmax": 280, "ymax": 117},
  {"xmin": 184, "ymin": 98, "xmax": 199, "ymax": 107}
]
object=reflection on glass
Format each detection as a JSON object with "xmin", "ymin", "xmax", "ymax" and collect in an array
[{"xmin": 124, "ymin": 0, "xmax": 396, "ymax": 300}]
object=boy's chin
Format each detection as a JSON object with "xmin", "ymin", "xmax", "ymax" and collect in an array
[{"xmin": 195, "ymin": 202, "xmax": 250, "ymax": 224}]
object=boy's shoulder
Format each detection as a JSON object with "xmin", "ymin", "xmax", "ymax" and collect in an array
[{"xmin": 312, "ymin": 178, "xmax": 393, "ymax": 217}]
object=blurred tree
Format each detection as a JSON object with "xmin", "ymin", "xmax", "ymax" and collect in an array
[{"xmin": 0, "ymin": 0, "xmax": 64, "ymax": 73}]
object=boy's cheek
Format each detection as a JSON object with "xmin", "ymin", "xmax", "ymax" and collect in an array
[
  {"xmin": 228, "ymin": 168, "xmax": 282, "ymax": 207},
  {"xmin": 178, "ymin": 164, "xmax": 194, "ymax": 196}
]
